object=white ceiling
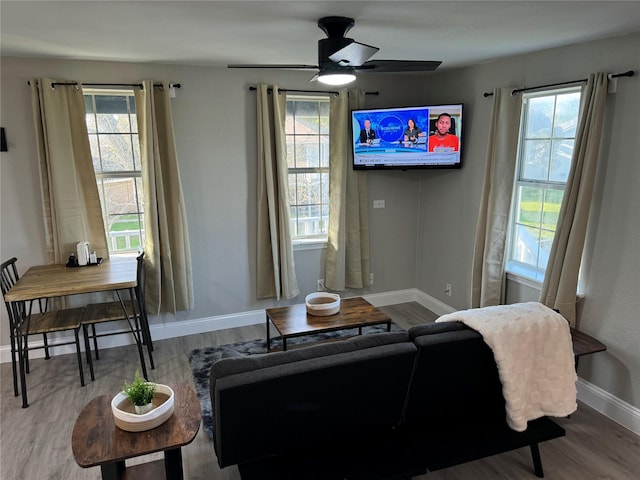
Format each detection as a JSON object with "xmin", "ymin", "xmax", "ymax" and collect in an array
[{"xmin": 2, "ymin": 1, "xmax": 640, "ymax": 72}]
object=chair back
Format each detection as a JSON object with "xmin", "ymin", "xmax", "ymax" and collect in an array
[
  {"xmin": 135, "ymin": 252, "xmax": 146, "ymax": 311},
  {"xmin": 1, "ymin": 257, "xmax": 19, "ymax": 298},
  {"xmin": 1, "ymin": 257, "xmax": 26, "ymax": 332}
]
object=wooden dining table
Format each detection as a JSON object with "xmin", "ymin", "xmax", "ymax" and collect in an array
[{"xmin": 4, "ymin": 256, "xmax": 148, "ymax": 407}]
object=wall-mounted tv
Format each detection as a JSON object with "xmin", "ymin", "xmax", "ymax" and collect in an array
[{"xmin": 352, "ymin": 104, "xmax": 463, "ymax": 170}]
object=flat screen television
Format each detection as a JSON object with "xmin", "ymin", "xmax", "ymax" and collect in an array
[{"xmin": 352, "ymin": 104, "xmax": 463, "ymax": 170}]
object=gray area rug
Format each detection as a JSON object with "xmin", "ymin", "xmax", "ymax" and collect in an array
[{"xmin": 189, "ymin": 323, "xmax": 404, "ymax": 439}]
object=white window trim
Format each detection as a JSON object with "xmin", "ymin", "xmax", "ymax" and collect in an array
[{"xmin": 505, "ymin": 86, "xmax": 582, "ymax": 285}]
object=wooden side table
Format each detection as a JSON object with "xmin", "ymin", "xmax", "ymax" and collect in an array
[
  {"xmin": 72, "ymin": 383, "xmax": 201, "ymax": 480},
  {"xmin": 570, "ymin": 327, "xmax": 606, "ymax": 369}
]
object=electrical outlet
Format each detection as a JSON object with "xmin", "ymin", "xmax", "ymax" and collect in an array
[
  {"xmin": 369, "ymin": 272, "xmax": 374, "ymax": 285},
  {"xmin": 373, "ymin": 200, "xmax": 385, "ymax": 209},
  {"xmin": 317, "ymin": 279, "xmax": 325, "ymax": 291},
  {"xmin": 445, "ymin": 283, "xmax": 452, "ymax": 297}
]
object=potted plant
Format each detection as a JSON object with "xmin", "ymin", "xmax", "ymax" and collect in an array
[{"xmin": 122, "ymin": 370, "xmax": 157, "ymax": 414}]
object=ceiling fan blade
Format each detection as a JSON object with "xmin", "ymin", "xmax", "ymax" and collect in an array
[
  {"xmin": 227, "ymin": 64, "xmax": 319, "ymax": 70},
  {"xmin": 328, "ymin": 41, "xmax": 379, "ymax": 67},
  {"xmin": 357, "ymin": 60, "xmax": 442, "ymax": 73}
]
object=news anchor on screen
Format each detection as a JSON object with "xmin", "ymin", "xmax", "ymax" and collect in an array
[
  {"xmin": 428, "ymin": 113, "xmax": 459, "ymax": 152},
  {"xmin": 359, "ymin": 119, "xmax": 377, "ymax": 144}
]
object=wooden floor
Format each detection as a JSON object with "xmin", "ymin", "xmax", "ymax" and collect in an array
[{"xmin": 1, "ymin": 302, "xmax": 638, "ymax": 480}]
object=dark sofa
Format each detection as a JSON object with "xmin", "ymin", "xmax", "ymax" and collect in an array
[{"xmin": 209, "ymin": 322, "xmax": 566, "ymax": 479}]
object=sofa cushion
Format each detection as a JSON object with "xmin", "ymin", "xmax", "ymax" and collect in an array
[
  {"xmin": 210, "ymin": 331, "xmax": 409, "ymax": 397},
  {"xmin": 210, "ymin": 335, "xmax": 415, "ymax": 468},
  {"xmin": 405, "ymin": 326, "xmax": 506, "ymax": 428},
  {"xmin": 407, "ymin": 320, "xmax": 467, "ymax": 340}
]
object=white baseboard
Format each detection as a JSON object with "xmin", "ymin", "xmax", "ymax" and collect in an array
[
  {"xmin": 2, "ymin": 289, "xmax": 638, "ymax": 436},
  {"xmin": 577, "ymin": 378, "xmax": 640, "ymax": 436}
]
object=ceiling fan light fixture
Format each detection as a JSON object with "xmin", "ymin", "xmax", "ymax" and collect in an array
[{"xmin": 317, "ymin": 71, "xmax": 356, "ymax": 86}]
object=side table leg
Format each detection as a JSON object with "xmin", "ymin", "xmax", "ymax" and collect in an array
[
  {"xmin": 266, "ymin": 314, "xmax": 271, "ymax": 352},
  {"xmin": 101, "ymin": 460, "xmax": 125, "ymax": 480},
  {"xmin": 164, "ymin": 447, "xmax": 184, "ymax": 480}
]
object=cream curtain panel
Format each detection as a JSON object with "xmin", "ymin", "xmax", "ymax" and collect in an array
[
  {"xmin": 255, "ymin": 84, "xmax": 299, "ymax": 300},
  {"xmin": 471, "ymin": 87, "xmax": 522, "ymax": 307},
  {"xmin": 540, "ymin": 73, "xmax": 609, "ymax": 326},
  {"xmin": 30, "ymin": 78, "xmax": 108, "ymax": 264},
  {"xmin": 325, "ymin": 89, "xmax": 370, "ymax": 291},
  {"xmin": 134, "ymin": 80, "xmax": 193, "ymax": 314}
]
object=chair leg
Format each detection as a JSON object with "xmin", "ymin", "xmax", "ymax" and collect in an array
[
  {"xmin": 43, "ymin": 333, "xmax": 50, "ymax": 359},
  {"xmin": 139, "ymin": 317, "xmax": 155, "ymax": 370},
  {"xmin": 23, "ymin": 335, "xmax": 30, "ymax": 374},
  {"xmin": 17, "ymin": 333, "xmax": 28, "ymax": 408},
  {"xmin": 530, "ymin": 443, "xmax": 544, "ymax": 478},
  {"xmin": 91, "ymin": 324, "xmax": 100, "ymax": 360},
  {"xmin": 73, "ymin": 329, "xmax": 85, "ymax": 387},
  {"xmin": 9, "ymin": 330, "xmax": 19, "ymax": 396},
  {"xmin": 82, "ymin": 324, "xmax": 95, "ymax": 382}
]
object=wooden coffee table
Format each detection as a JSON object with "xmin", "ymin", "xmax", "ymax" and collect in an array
[
  {"xmin": 265, "ymin": 296, "xmax": 391, "ymax": 351},
  {"xmin": 71, "ymin": 383, "xmax": 201, "ymax": 480}
]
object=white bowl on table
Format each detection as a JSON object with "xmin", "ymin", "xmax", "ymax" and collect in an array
[{"xmin": 305, "ymin": 292, "xmax": 341, "ymax": 316}]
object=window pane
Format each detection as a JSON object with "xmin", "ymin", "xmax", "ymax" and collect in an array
[
  {"xmin": 526, "ymin": 96, "xmax": 554, "ymax": 138},
  {"xmin": 321, "ymin": 172, "xmax": 329, "ymax": 206},
  {"xmin": 88, "ymin": 134, "xmax": 101, "ymax": 170},
  {"xmin": 522, "ymin": 139, "xmax": 550, "ymax": 181},
  {"xmin": 554, "ymin": 92, "xmax": 580, "ymax": 138},
  {"xmin": 319, "ymin": 101, "xmax": 329, "ymax": 134},
  {"xmin": 296, "ymin": 173, "xmax": 321, "ymax": 205},
  {"xmin": 99, "ymin": 134, "xmax": 134, "ymax": 171},
  {"xmin": 288, "ymin": 173, "xmax": 297, "ymax": 206},
  {"xmin": 95, "ymin": 95, "xmax": 128, "ymax": 114},
  {"xmin": 294, "ymin": 136, "xmax": 319, "ymax": 168},
  {"xmin": 513, "ymin": 224, "xmax": 540, "ymax": 266},
  {"xmin": 286, "ymin": 140, "xmax": 296, "ymax": 168},
  {"xmin": 320, "ymin": 135, "xmax": 329, "ymax": 167},
  {"xmin": 294, "ymin": 101, "xmax": 320, "ymax": 134},
  {"xmin": 542, "ymin": 188, "xmax": 563, "ymax": 231},
  {"xmin": 135, "ymin": 177, "xmax": 144, "ymax": 214},
  {"xmin": 517, "ymin": 186, "xmax": 543, "ymax": 227},
  {"xmin": 97, "ymin": 113, "xmax": 132, "ymax": 134},
  {"xmin": 103, "ymin": 178, "xmax": 138, "ymax": 215},
  {"xmin": 549, "ymin": 139, "xmax": 573, "ymax": 182},
  {"xmin": 86, "ymin": 113, "xmax": 97, "ymax": 133},
  {"xmin": 107, "ymin": 214, "xmax": 142, "ymax": 251}
]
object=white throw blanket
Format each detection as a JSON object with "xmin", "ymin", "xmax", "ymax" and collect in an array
[{"xmin": 436, "ymin": 302, "xmax": 577, "ymax": 432}]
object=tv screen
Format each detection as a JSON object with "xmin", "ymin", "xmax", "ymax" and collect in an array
[{"xmin": 352, "ymin": 104, "xmax": 463, "ymax": 170}]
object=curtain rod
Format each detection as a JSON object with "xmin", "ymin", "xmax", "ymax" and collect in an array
[
  {"xmin": 27, "ymin": 80, "xmax": 181, "ymax": 90},
  {"xmin": 248, "ymin": 86, "xmax": 379, "ymax": 96},
  {"xmin": 482, "ymin": 70, "xmax": 634, "ymax": 97}
]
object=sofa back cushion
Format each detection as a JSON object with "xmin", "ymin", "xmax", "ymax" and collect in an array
[
  {"xmin": 210, "ymin": 332, "xmax": 415, "ymax": 467},
  {"xmin": 404, "ymin": 322, "xmax": 506, "ymax": 429}
]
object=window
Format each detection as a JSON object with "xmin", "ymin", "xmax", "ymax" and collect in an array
[
  {"xmin": 506, "ymin": 87, "xmax": 582, "ymax": 282},
  {"xmin": 285, "ymin": 95, "xmax": 330, "ymax": 244},
  {"xmin": 84, "ymin": 91, "xmax": 144, "ymax": 254}
]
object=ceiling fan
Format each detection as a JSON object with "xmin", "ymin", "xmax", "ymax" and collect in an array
[{"xmin": 228, "ymin": 16, "xmax": 441, "ymax": 85}]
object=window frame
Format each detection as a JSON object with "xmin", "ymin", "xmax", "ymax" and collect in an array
[
  {"xmin": 505, "ymin": 86, "xmax": 583, "ymax": 284},
  {"xmin": 284, "ymin": 94, "xmax": 331, "ymax": 248},
  {"xmin": 84, "ymin": 88, "xmax": 145, "ymax": 255}
]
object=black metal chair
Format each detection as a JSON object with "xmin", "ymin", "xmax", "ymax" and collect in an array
[
  {"xmin": 1, "ymin": 257, "xmax": 86, "ymax": 408},
  {"xmin": 82, "ymin": 252, "xmax": 154, "ymax": 380}
]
